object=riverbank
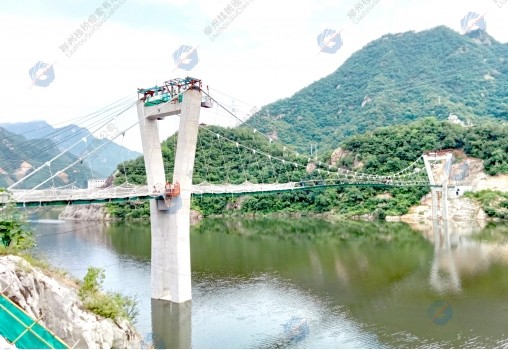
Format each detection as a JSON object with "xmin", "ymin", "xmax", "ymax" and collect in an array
[
  {"xmin": 0, "ymin": 255, "xmax": 141, "ymax": 349},
  {"xmin": 59, "ymin": 204, "xmax": 203, "ymax": 224},
  {"xmin": 56, "ymin": 196, "xmax": 501, "ymax": 226}
]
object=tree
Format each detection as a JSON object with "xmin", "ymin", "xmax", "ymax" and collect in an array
[{"xmin": 0, "ymin": 190, "xmax": 34, "ymax": 251}]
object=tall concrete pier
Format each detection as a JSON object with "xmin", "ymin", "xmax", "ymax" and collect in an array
[
  {"xmin": 137, "ymin": 81, "xmax": 203, "ymax": 303},
  {"xmin": 423, "ymin": 151, "xmax": 453, "ymax": 243}
]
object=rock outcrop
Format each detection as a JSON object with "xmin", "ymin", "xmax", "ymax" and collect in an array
[
  {"xmin": 0, "ymin": 255, "xmax": 141, "ymax": 349},
  {"xmin": 59, "ymin": 203, "xmax": 203, "ymax": 224},
  {"xmin": 401, "ymin": 193, "xmax": 487, "ymax": 223},
  {"xmin": 400, "ymin": 156, "xmax": 506, "ymax": 224},
  {"xmin": 59, "ymin": 204, "xmax": 112, "ymax": 221}
]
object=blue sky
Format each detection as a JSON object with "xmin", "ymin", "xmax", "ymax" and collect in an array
[{"xmin": 0, "ymin": 0, "xmax": 507, "ymax": 151}]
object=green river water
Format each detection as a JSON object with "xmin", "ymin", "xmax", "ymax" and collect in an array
[{"xmin": 30, "ymin": 216, "xmax": 508, "ymax": 348}]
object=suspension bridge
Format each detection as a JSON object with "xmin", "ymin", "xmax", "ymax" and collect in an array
[
  {"xmin": 7, "ymin": 177, "xmax": 433, "ymax": 207},
  {"xmin": 1, "ymin": 76, "xmax": 454, "ymax": 304}
]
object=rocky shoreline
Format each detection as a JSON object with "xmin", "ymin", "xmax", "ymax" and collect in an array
[
  {"xmin": 0, "ymin": 255, "xmax": 141, "ymax": 349},
  {"xmin": 59, "ymin": 204, "xmax": 203, "ymax": 225},
  {"xmin": 59, "ymin": 204, "xmax": 113, "ymax": 221}
]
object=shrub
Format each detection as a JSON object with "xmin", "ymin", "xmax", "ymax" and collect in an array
[
  {"xmin": 465, "ymin": 190, "xmax": 508, "ymax": 220},
  {"xmin": 79, "ymin": 267, "xmax": 138, "ymax": 322},
  {"xmin": 373, "ymin": 208, "xmax": 386, "ymax": 220}
]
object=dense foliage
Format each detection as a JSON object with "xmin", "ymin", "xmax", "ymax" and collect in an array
[
  {"xmin": 113, "ymin": 125, "xmax": 415, "ymax": 218},
  {"xmin": 109, "ymin": 118, "xmax": 507, "ymax": 219},
  {"xmin": 0, "ymin": 191, "xmax": 34, "ymax": 252},
  {"xmin": 340, "ymin": 118, "xmax": 508, "ymax": 176},
  {"xmin": 246, "ymin": 27, "xmax": 508, "ymax": 153},
  {"xmin": 114, "ymin": 126, "xmax": 306, "ymax": 186},
  {"xmin": 463, "ymin": 125, "xmax": 508, "ymax": 175}
]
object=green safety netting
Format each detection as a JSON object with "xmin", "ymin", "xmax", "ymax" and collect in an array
[{"xmin": 0, "ymin": 294, "xmax": 68, "ymax": 349}]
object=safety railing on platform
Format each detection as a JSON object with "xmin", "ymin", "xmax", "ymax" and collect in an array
[{"xmin": 0, "ymin": 294, "xmax": 68, "ymax": 349}]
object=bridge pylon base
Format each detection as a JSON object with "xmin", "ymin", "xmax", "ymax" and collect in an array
[{"xmin": 138, "ymin": 87, "xmax": 202, "ymax": 303}]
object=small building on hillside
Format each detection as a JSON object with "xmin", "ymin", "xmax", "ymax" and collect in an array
[{"xmin": 87, "ymin": 179, "xmax": 106, "ymax": 189}]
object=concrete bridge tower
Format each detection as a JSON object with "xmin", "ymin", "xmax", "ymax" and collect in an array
[
  {"xmin": 423, "ymin": 151, "xmax": 453, "ymax": 243},
  {"xmin": 137, "ymin": 78, "xmax": 208, "ymax": 303}
]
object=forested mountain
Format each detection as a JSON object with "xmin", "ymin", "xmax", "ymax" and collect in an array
[
  {"xmin": 338, "ymin": 117, "xmax": 508, "ymax": 175},
  {"xmin": 0, "ymin": 127, "xmax": 94, "ymax": 189},
  {"xmin": 109, "ymin": 120, "xmax": 507, "ymax": 219},
  {"xmin": 245, "ymin": 26, "xmax": 508, "ymax": 152},
  {"xmin": 0, "ymin": 121, "xmax": 140, "ymax": 178},
  {"xmin": 109, "ymin": 26, "xmax": 508, "ymax": 219}
]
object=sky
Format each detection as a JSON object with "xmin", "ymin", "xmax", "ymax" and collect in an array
[{"xmin": 0, "ymin": 0, "xmax": 507, "ymax": 153}]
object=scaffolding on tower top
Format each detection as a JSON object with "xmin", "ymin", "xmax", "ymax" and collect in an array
[{"xmin": 137, "ymin": 77, "xmax": 212, "ymax": 108}]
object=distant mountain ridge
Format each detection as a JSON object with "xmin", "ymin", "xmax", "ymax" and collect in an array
[
  {"xmin": 246, "ymin": 26, "xmax": 508, "ymax": 152},
  {"xmin": 0, "ymin": 121, "xmax": 141, "ymax": 182},
  {"xmin": 0, "ymin": 127, "xmax": 93, "ymax": 189}
]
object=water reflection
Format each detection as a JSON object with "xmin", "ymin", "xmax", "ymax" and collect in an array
[
  {"xmin": 151, "ymin": 300, "xmax": 191, "ymax": 349},
  {"xmin": 190, "ymin": 274, "xmax": 377, "ymax": 349},
  {"xmin": 30, "ymin": 216, "xmax": 508, "ymax": 348},
  {"xmin": 426, "ymin": 220, "xmax": 508, "ymax": 295},
  {"xmin": 430, "ymin": 222, "xmax": 462, "ymax": 294}
]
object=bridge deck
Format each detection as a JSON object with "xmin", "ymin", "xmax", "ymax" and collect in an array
[{"xmin": 4, "ymin": 180, "xmax": 433, "ymax": 207}]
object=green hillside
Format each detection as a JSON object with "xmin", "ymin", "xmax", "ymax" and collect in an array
[
  {"xmin": 113, "ymin": 126, "xmax": 306, "ymax": 186},
  {"xmin": 245, "ymin": 26, "xmax": 508, "ymax": 152},
  {"xmin": 0, "ymin": 127, "xmax": 94, "ymax": 189},
  {"xmin": 110, "ymin": 119, "xmax": 507, "ymax": 220}
]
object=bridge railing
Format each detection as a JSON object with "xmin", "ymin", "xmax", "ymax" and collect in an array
[
  {"xmin": 9, "ymin": 177, "xmax": 432, "ymax": 205},
  {"xmin": 192, "ymin": 182, "xmax": 301, "ymax": 195},
  {"xmin": 10, "ymin": 185, "xmax": 151, "ymax": 204}
]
